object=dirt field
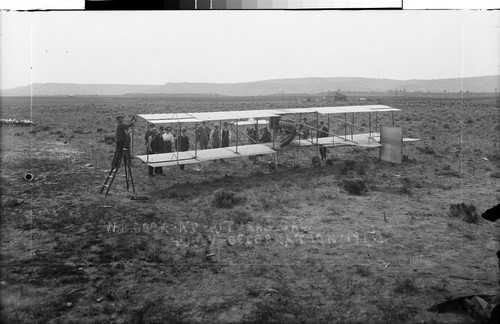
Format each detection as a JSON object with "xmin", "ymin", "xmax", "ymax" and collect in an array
[{"xmin": 1, "ymin": 96, "xmax": 499, "ymax": 323}]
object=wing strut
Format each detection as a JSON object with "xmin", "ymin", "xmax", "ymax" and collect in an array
[
  {"xmin": 351, "ymin": 113, "xmax": 354, "ymax": 141},
  {"xmin": 146, "ymin": 122, "xmax": 150, "ymax": 163},
  {"xmin": 344, "ymin": 113, "xmax": 347, "ymax": 139},
  {"xmin": 236, "ymin": 120, "xmax": 239, "ymax": 153},
  {"xmin": 194, "ymin": 122, "xmax": 198, "ymax": 158}
]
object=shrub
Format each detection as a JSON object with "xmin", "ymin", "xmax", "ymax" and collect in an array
[
  {"xmin": 490, "ymin": 171, "xmax": 500, "ymax": 178},
  {"xmin": 260, "ymin": 197, "xmax": 273, "ymax": 211},
  {"xmin": 251, "ymin": 170, "xmax": 265, "ymax": 177},
  {"xmin": 400, "ymin": 184, "xmax": 412, "ymax": 196},
  {"xmin": 246, "ymin": 286, "xmax": 260, "ymax": 297},
  {"xmin": 103, "ymin": 134, "xmax": 115, "ymax": 143},
  {"xmin": 416, "ymin": 145, "xmax": 436, "ymax": 155},
  {"xmin": 356, "ymin": 165, "xmax": 367, "ymax": 176},
  {"xmin": 340, "ymin": 160, "xmax": 356, "ymax": 175},
  {"xmin": 146, "ymin": 244, "xmax": 164, "ymax": 263},
  {"xmin": 231, "ymin": 209, "xmax": 253, "ymax": 225},
  {"xmin": 212, "ymin": 189, "xmax": 246, "ymax": 208},
  {"xmin": 167, "ymin": 189, "xmax": 191, "ymax": 200},
  {"xmin": 354, "ymin": 265, "xmax": 372, "ymax": 277},
  {"xmin": 72, "ymin": 128, "xmax": 86, "ymax": 134},
  {"xmin": 38, "ymin": 125, "xmax": 51, "ymax": 131},
  {"xmin": 394, "ymin": 276, "xmax": 418, "ymax": 294},
  {"xmin": 185, "ymin": 248, "xmax": 197, "ymax": 258},
  {"xmin": 448, "ymin": 203, "xmax": 479, "ymax": 224},
  {"xmin": 445, "ymin": 170, "xmax": 461, "ymax": 178},
  {"xmin": 342, "ymin": 179, "xmax": 367, "ymax": 195}
]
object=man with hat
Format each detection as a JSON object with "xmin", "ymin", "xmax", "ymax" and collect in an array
[
  {"xmin": 147, "ymin": 127, "xmax": 165, "ymax": 176},
  {"xmin": 113, "ymin": 115, "xmax": 135, "ymax": 168},
  {"xmin": 210, "ymin": 123, "xmax": 221, "ymax": 149},
  {"xmin": 176, "ymin": 127, "xmax": 190, "ymax": 170},
  {"xmin": 260, "ymin": 127, "xmax": 272, "ymax": 143},
  {"xmin": 221, "ymin": 122, "xmax": 231, "ymax": 148},
  {"xmin": 162, "ymin": 125, "xmax": 174, "ymax": 153},
  {"xmin": 318, "ymin": 121, "xmax": 329, "ymax": 160},
  {"xmin": 196, "ymin": 121, "xmax": 210, "ymax": 150},
  {"xmin": 301, "ymin": 117, "xmax": 310, "ymax": 140},
  {"xmin": 144, "ymin": 123, "xmax": 155, "ymax": 146}
]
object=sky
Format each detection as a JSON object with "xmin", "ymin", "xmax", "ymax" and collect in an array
[{"xmin": 0, "ymin": 10, "xmax": 499, "ymax": 89}]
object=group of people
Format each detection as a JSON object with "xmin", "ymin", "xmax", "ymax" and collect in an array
[
  {"xmin": 145, "ymin": 121, "xmax": 235, "ymax": 175},
  {"xmin": 145, "ymin": 124, "xmax": 190, "ymax": 175},
  {"xmin": 196, "ymin": 121, "xmax": 232, "ymax": 150}
]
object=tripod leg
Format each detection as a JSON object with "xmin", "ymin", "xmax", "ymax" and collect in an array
[
  {"xmin": 112, "ymin": 148, "xmax": 123, "ymax": 168},
  {"xmin": 100, "ymin": 167, "xmax": 115, "ymax": 194},
  {"xmin": 111, "ymin": 149, "xmax": 118, "ymax": 168},
  {"xmin": 126, "ymin": 150, "xmax": 136, "ymax": 195},
  {"xmin": 105, "ymin": 167, "xmax": 119, "ymax": 196},
  {"xmin": 123, "ymin": 151, "xmax": 129, "ymax": 191}
]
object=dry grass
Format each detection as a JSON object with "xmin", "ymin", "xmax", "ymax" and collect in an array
[{"xmin": 0, "ymin": 96, "xmax": 498, "ymax": 323}]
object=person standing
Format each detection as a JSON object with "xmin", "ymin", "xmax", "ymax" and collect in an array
[
  {"xmin": 247, "ymin": 125, "xmax": 258, "ymax": 144},
  {"xmin": 162, "ymin": 126, "xmax": 174, "ymax": 153},
  {"xmin": 318, "ymin": 121, "xmax": 329, "ymax": 160},
  {"xmin": 113, "ymin": 115, "xmax": 135, "ymax": 168},
  {"xmin": 260, "ymin": 127, "xmax": 272, "ymax": 143},
  {"xmin": 221, "ymin": 122, "xmax": 231, "ymax": 147},
  {"xmin": 176, "ymin": 127, "xmax": 190, "ymax": 170},
  {"xmin": 144, "ymin": 123, "xmax": 155, "ymax": 147},
  {"xmin": 210, "ymin": 123, "xmax": 221, "ymax": 149},
  {"xmin": 301, "ymin": 117, "xmax": 310, "ymax": 140},
  {"xmin": 147, "ymin": 128, "xmax": 164, "ymax": 176},
  {"xmin": 197, "ymin": 121, "xmax": 210, "ymax": 150}
]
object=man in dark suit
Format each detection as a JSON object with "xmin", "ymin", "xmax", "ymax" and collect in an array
[
  {"xmin": 318, "ymin": 121, "xmax": 329, "ymax": 160},
  {"xmin": 147, "ymin": 128, "xmax": 164, "ymax": 176},
  {"xmin": 176, "ymin": 127, "xmax": 190, "ymax": 170},
  {"xmin": 113, "ymin": 115, "xmax": 135, "ymax": 168}
]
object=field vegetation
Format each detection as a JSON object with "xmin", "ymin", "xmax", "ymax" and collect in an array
[{"xmin": 1, "ymin": 95, "xmax": 499, "ymax": 323}]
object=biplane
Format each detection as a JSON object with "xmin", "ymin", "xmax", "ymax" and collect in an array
[{"xmin": 134, "ymin": 105, "xmax": 419, "ymax": 171}]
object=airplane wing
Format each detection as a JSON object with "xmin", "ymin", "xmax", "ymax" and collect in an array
[
  {"xmin": 137, "ymin": 105, "xmax": 400, "ymax": 125},
  {"xmin": 272, "ymin": 105, "xmax": 400, "ymax": 115},
  {"xmin": 137, "ymin": 110, "xmax": 279, "ymax": 124},
  {"xmin": 136, "ymin": 144, "xmax": 276, "ymax": 167}
]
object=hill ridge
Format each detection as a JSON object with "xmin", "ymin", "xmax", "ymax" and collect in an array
[{"xmin": 2, "ymin": 75, "xmax": 499, "ymax": 96}]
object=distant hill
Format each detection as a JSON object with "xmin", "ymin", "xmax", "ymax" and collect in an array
[
  {"xmin": 0, "ymin": 83, "xmax": 159, "ymax": 97},
  {"xmin": 2, "ymin": 76, "xmax": 499, "ymax": 97}
]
